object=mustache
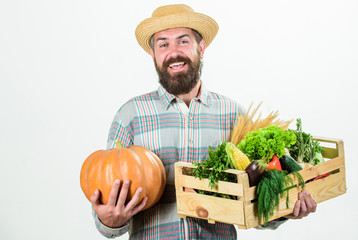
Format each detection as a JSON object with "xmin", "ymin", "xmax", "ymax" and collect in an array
[{"xmin": 163, "ymin": 56, "xmax": 192, "ymax": 68}]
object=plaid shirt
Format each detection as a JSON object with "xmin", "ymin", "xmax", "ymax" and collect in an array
[{"xmin": 93, "ymin": 84, "xmax": 284, "ymax": 239}]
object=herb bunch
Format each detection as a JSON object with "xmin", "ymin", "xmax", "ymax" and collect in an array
[
  {"xmin": 257, "ymin": 169, "xmax": 305, "ymax": 226},
  {"xmin": 192, "ymin": 142, "xmax": 237, "ymax": 189},
  {"xmin": 288, "ymin": 118, "xmax": 324, "ymax": 165}
]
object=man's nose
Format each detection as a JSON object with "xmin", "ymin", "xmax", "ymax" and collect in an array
[{"xmin": 167, "ymin": 44, "xmax": 182, "ymax": 59}]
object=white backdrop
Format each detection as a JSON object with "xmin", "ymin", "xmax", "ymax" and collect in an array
[{"xmin": 1, "ymin": 0, "xmax": 357, "ymax": 239}]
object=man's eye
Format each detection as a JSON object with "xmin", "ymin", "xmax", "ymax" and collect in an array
[
  {"xmin": 180, "ymin": 40, "xmax": 188, "ymax": 44},
  {"xmin": 159, "ymin": 43, "xmax": 168, "ymax": 48}
]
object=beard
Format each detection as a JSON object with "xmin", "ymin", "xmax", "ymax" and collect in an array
[{"xmin": 154, "ymin": 52, "xmax": 203, "ymax": 96}]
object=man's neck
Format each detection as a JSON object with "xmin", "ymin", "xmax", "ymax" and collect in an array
[{"xmin": 176, "ymin": 80, "xmax": 201, "ymax": 107}]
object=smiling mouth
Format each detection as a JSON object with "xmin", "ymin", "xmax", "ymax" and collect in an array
[{"xmin": 168, "ymin": 62, "xmax": 186, "ymax": 70}]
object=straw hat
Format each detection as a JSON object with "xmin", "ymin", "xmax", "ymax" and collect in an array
[{"xmin": 135, "ymin": 4, "xmax": 219, "ymax": 54}]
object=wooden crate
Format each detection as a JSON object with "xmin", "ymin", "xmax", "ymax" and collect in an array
[{"xmin": 174, "ymin": 137, "xmax": 346, "ymax": 229}]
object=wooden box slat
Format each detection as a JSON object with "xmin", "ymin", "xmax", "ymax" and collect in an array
[
  {"xmin": 177, "ymin": 192, "xmax": 245, "ymax": 225},
  {"xmin": 176, "ymin": 174, "xmax": 244, "ymax": 197}
]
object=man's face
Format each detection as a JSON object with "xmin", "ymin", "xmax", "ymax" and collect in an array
[{"xmin": 150, "ymin": 27, "xmax": 205, "ymax": 95}]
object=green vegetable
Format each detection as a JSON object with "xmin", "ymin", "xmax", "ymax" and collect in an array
[
  {"xmin": 197, "ymin": 190, "xmax": 235, "ymax": 199},
  {"xmin": 192, "ymin": 142, "xmax": 236, "ymax": 189},
  {"xmin": 288, "ymin": 119, "xmax": 324, "ymax": 165},
  {"xmin": 238, "ymin": 125, "xmax": 297, "ymax": 161},
  {"xmin": 313, "ymin": 152, "xmax": 324, "ymax": 165},
  {"xmin": 257, "ymin": 170, "xmax": 292, "ymax": 225},
  {"xmin": 257, "ymin": 169, "xmax": 304, "ymax": 226},
  {"xmin": 280, "ymin": 155, "xmax": 303, "ymax": 173}
]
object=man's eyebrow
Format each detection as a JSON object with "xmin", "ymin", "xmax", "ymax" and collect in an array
[
  {"xmin": 155, "ymin": 34, "xmax": 191, "ymax": 43},
  {"xmin": 177, "ymin": 34, "xmax": 190, "ymax": 39},
  {"xmin": 155, "ymin": 37, "xmax": 168, "ymax": 43}
]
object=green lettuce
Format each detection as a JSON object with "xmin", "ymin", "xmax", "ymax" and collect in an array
[{"xmin": 238, "ymin": 125, "xmax": 296, "ymax": 161}]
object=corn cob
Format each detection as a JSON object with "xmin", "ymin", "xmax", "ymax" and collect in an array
[
  {"xmin": 226, "ymin": 142, "xmax": 251, "ymax": 170},
  {"xmin": 232, "ymin": 148, "xmax": 251, "ymax": 170}
]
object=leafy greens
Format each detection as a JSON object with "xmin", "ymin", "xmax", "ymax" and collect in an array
[
  {"xmin": 192, "ymin": 142, "xmax": 237, "ymax": 189},
  {"xmin": 238, "ymin": 125, "xmax": 297, "ymax": 161},
  {"xmin": 288, "ymin": 118, "xmax": 324, "ymax": 165}
]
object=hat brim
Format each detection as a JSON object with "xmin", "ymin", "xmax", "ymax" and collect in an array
[{"xmin": 135, "ymin": 12, "xmax": 219, "ymax": 54}]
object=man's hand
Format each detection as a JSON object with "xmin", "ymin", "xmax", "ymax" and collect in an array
[
  {"xmin": 285, "ymin": 190, "xmax": 317, "ymax": 219},
  {"xmin": 91, "ymin": 179, "xmax": 148, "ymax": 228}
]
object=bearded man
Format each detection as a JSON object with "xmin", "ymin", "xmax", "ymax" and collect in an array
[{"xmin": 89, "ymin": 4, "xmax": 317, "ymax": 239}]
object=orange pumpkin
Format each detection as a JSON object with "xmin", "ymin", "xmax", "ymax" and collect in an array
[{"xmin": 80, "ymin": 140, "xmax": 166, "ymax": 210}]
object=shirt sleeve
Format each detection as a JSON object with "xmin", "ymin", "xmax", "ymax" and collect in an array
[
  {"xmin": 92, "ymin": 209, "xmax": 129, "ymax": 238},
  {"xmin": 236, "ymin": 101, "xmax": 246, "ymax": 116},
  {"xmin": 254, "ymin": 217, "xmax": 288, "ymax": 230},
  {"xmin": 106, "ymin": 105, "xmax": 135, "ymax": 149},
  {"xmin": 91, "ymin": 105, "xmax": 135, "ymax": 238}
]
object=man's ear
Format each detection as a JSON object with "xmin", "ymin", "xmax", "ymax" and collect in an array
[
  {"xmin": 150, "ymin": 48, "xmax": 155, "ymax": 61},
  {"xmin": 199, "ymin": 39, "xmax": 206, "ymax": 58}
]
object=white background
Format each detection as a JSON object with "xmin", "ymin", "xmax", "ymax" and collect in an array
[{"xmin": 1, "ymin": 0, "xmax": 357, "ymax": 239}]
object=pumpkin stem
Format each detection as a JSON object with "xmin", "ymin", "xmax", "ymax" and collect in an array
[{"xmin": 115, "ymin": 139, "xmax": 123, "ymax": 149}]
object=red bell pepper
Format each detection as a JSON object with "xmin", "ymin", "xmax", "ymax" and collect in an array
[{"xmin": 267, "ymin": 155, "xmax": 282, "ymax": 170}]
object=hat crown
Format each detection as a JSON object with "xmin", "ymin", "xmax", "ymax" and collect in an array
[{"xmin": 152, "ymin": 4, "xmax": 194, "ymax": 18}]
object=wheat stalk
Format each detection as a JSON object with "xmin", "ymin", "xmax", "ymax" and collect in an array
[{"xmin": 230, "ymin": 102, "xmax": 293, "ymax": 145}]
